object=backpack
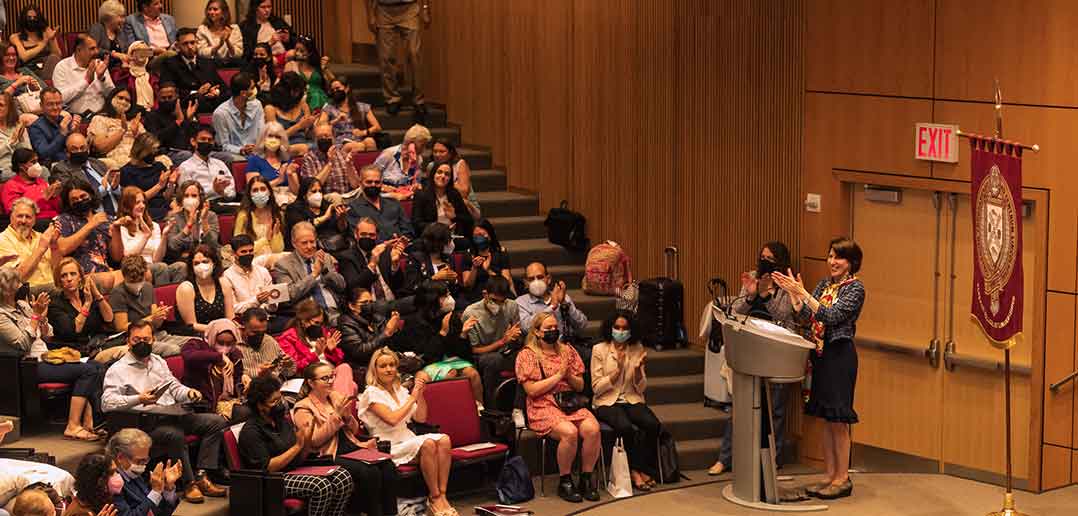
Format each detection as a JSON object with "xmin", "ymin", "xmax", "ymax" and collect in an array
[
  {"xmin": 496, "ymin": 455, "xmax": 535, "ymax": 504},
  {"xmin": 582, "ymin": 241, "xmax": 632, "ymax": 296},
  {"xmin": 544, "ymin": 201, "xmax": 589, "ymax": 251},
  {"xmin": 657, "ymin": 429, "xmax": 686, "ymax": 483}
]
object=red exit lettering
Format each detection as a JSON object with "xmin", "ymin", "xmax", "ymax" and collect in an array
[{"xmin": 915, "ymin": 124, "xmax": 958, "ymax": 163}]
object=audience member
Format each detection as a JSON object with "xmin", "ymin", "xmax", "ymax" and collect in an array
[
  {"xmin": 244, "ymin": 121, "xmax": 299, "ymax": 198},
  {"xmin": 10, "ymin": 488, "xmax": 56, "ymax": 516},
  {"xmin": 212, "ymin": 72, "xmax": 264, "ymax": 160},
  {"xmin": 50, "ymin": 134, "xmax": 116, "ymax": 214},
  {"xmin": 272, "ymin": 222, "xmax": 345, "ymax": 322},
  {"xmin": 101, "ymin": 322, "xmax": 229, "ymax": 503},
  {"xmin": 9, "ymin": 4, "xmax": 60, "ymax": 80},
  {"xmin": 293, "ymin": 361, "xmax": 399, "ymax": 516},
  {"xmin": 0, "ymin": 92, "xmax": 31, "ymax": 180},
  {"xmin": 404, "ymin": 223, "xmax": 470, "ymax": 298},
  {"xmin": 283, "ymin": 177, "xmax": 347, "ymax": 251},
  {"xmin": 359, "ymin": 347, "xmax": 456, "ymax": 515},
  {"xmin": 412, "ymin": 161, "xmax": 473, "ymax": 240},
  {"xmin": 462, "ymin": 276, "xmax": 521, "ymax": 407},
  {"xmin": 0, "ymin": 267, "xmax": 106, "ymax": 443},
  {"xmin": 47, "ymin": 257, "xmax": 114, "ymax": 351},
  {"xmin": 123, "ymin": 0, "xmax": 176, "ymax": 55},
  {"xmin": 283, "ymin": 35, "xmax": 332, "ymax": 111},
  {"xmin": 88, "ymin": 1, "xmax": 131, "ymax": 76},
  {"xmin": 52, "ymin": 34, "xmax": 114, "ymax": 118},
  {"xmin": 0, "ymin": 42, "xmax": 47, "ymax": 110},
  {"xmin": 222, "ymin": 235, "xmax": 276, "ymax": 314},
  {"xmin": 63, "ymin": 454, "xmax": 119, "ymax": 516},
  {"xmin": 240, "ymin": 0, "xmax": 291, "ymax": 63},
  {"xmin": 87, "ymin": 88, "xmax": 145, "ymax": 170},
  {"xmin": 301, "ymin": 123, "xmax": 359, "ymax": 195},
  {"xmin": 181, "ymin": 318, "xmax": 249, "ymax": 422},
  {"xmin": 346, "ymin": 165, "xmax": 414, "ymax": 239},
  {"xmin": 233, "ymin": 175, "xmax": 284, "ymax": 257},
  {"xmin": 338, "ymin": 288, "xmax": 400, "ymax": 375},
  {"xmin": 337, "ymin": 217, "xmax": 407, "ymax": 299},
  {"xmin": 176, "ymin": 125, "xmax": 235, "ymax": 202},
  {"xmin": 104, "ymin": 429, "xmax": 182, "ymax": 515},
  {"xmin": 106, "ymin": 256, "xmax": 183, "ymax": 358},
  {"xmin": 164, "ymin": 181, "xmax": 220, "ymax": 262},
  {"xmin": 197, "ymin": 0, "xmax": 243, "ymax": 65},
  {"xmin": 516, "ymin": 311, "xmax": 601, "ymax": 503},
  {"xmin": 234, "ymin": 307, "xmax": 294, "ymax": 381},
  {"xmin": 467, "ymin": 219, "xmax": 516, "ymax": 300},
  {"xmin": 430, "ymin": 139, "xmax": 480, "ymax": 219},
  {"xmin": 0, "ymin": 197, "xmax": 58, "ymax": 289},
  {"xmin": 176, "ymin": 244, "xmax": 234, "ymax": 334},
  {"xmin": 119, "ymin": 134, "xmax": 179, "ymax": 220},
  {"xmin": 265, "ymin": 72, "xmax": 315, "ymax": 154},
  {"xmin": 591, "ymin": 310, "xmax": 662, "ymax": 491},
  {"xmin": 55, "ymin": 179, "xmax": 123, "ymax": 288},
  {"xmin": 276, "ymin": 299, "xmax": 355, "ymax": 395},
  {"xmin": 159, "ymin": 27, "xmax": 226, "ymax": 114},
  {"xmin": 242, "ymin": 43, "xmax": 277, "ymax": 101},
  {"xmin": 27, "ymin": 87, "xmax": 78, "ymax": 166},
  {"xmin": 110, "ymin": 186, "xmax": 187, "ymax": 285},
  {"xmin": 143, "ymin": 84, "xmax": 198, "ymax": 164},
  {"xmin": 321, "ymin": 79, "xmax": 379, "ymax": 150},
  {"xmin": 367, "ymin": 0, "xmax": 429, "ymax": 118},
  {"xmin": 516, "ymin": 261, "xmax": 588, "ymax": 343},
  {"xmin": 373, "ymin": 124, "xmax": 430, "ymax": 192},
  {"xmin": 1, "ymin": 148, "xmax": 59, "ymax": 219},
  {"xmin": 238, "ymin": 375, "xmax": 354, "ymax": 516}
]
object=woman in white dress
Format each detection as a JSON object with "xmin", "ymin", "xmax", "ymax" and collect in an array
[{"xmin": 359, "ymin": 347, "xmax": 458, "ymax": 516}]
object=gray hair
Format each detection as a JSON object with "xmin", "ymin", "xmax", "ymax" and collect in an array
[
  {"xmin": 106, "ymin": 428, "xmax": 152, "ymax": 459},
  {"xmin": 403, "ymin": 124, "xmax": 431, "ymax": 145},
  {"xmin": 0, "ymin": 268, "xmax": 20, "ymax": 306},
  {"xmin": 99, "ymin": 0, "xmax": 126, "ymax": 23},
  {"xmin": 291, "ymin": 221, "xmax": 316, "ymax": 243},
  {"xmin": 359, "ymin": 164, "xmax": 381, "ymax": 180},
  {"xmin": 255, "ymin": 122, "xmax": 291, "ymax": 162},
  {"xmin": 10, "ymin": 197, "xmax": 38, "ymax": 217}
]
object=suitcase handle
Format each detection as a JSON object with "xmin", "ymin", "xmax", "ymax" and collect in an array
[{"xmin": 664, "ymin": 246, "xmax": 679, "ymax": 280}]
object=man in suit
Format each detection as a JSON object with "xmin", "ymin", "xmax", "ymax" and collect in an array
[
  {"xmin": 106, "ymin": 428, "xmax": 183, "ymax": 515},
  {"xmin": 50, "ymin": 133, "xmax": 122, "ymax": 216},
  {"xmin": 159, "ymin": 28, "xmax": 226, "ymax": 114},
  {"xmin": 272, "ymin": 221, "xmax": 346, "ymax": 324},
  {"xmin": 124, "ymin": 0, "xmax": 177, "ymax": 56}
]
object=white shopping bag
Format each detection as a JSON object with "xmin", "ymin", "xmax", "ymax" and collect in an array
[{"xmin": 606, "ymin": 438, "xmax": 633, "ymax": 499}]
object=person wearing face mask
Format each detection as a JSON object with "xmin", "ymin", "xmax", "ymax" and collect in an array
[
  {"xmin": 180, "ymin": 318, "xmax": 250, "ymax": 423},
  {"xmin": 212, "ymin": 72, "xmax": 265, "ymax": 160},
  {"xmin": 319, "ymin": 78, "xmax": 380, "ymax": 150},
  {"xmin": 54, "ymin": 179, "xmax": 128, "ymax": 291},
  {"xmin": 465, "ymin": 219, "xmax": 515, "ymax": 301},
  {"xmin": 176, "ymin": 125, "xmax": 236, "ymax": 202},
  {"xmin": 9, "ymin": 5, "xmax": 62, "ymax": 81},
  {"xmin": 462, "ymin": 276, "xmax": 523, "ymax": 409},
  {"xmin": 1, "ymin": 148, "xmax": 59, "ymax": 219},
  {"xmin": 97, "ymin": 256, "xmax": 184, "ymax": 361},
  {"xmin": 0, "ymin": 197, "xmax": 60, "ymax": 289},
  {"xmin": 175, "ymin": 244, "xmax": 235, "ymax": 334},
  {"xmin": 87, "ymin": 88, "xmax": 145, "ymax": 170},
  {"xmin": 233, "ymin": 175, "xmax": 285, "ymax": 257},
  {"xmin": 283, "ymin": 177, "xmax": 348, "ymax": 252},
  {"xmin": 301, "ymin": 122, "xmax": 360, "ymax": 195},
  {"xmin": 64, "ymin": 454, "xmax": 121, "ymax": 516},
  {"xmin": 591, "ymin": 310, "xmax": 663, "ymax": 492},
  {"xmin": 402, "ymin": 222, "xmax": 470, "ymax": 301},
  {"xmin": 265, "ymin": 72, "xmax": 316, "ymax": 155},
  {"xmin": 234, "ymin": 307, "xmax": 294, "ymax": 382},
  {"xmin": 337, "ymin": 217, "xmax": 407, "ymax": 300},
  {"xmin": 276, "ymin": 299, "xmax": 356, "ymax": 394},
  {"xmin": 242, "ymin": 43, "xmax": 278, "ymax": 103},
  {"xmin": 515, "ymin": 261, "xmax": 589, "ymax": 343},
  {"xmin": 221, "ymin": 235, "xmax": 277, "ymax": 316},
  {"xmin": 346, "ymin": 164, "xmax": 415, "ymax": 240},
  {"xmin": 102, "ymin": 322, "xmax": 231, "ymax": 503},
  {"xmin": 272, "ymin": 221, "xmax": 345, "ymax": 324},
  {"xmin": 165, "ymin": 181, "xmax": 220, "ymax": 263},
  {"xmin": 104, "ymin": 429, "xmax": 183, "ymax": 514},
  {"xmin": 337, "ymin": 288, "xmax": 402, "ymax": 379},
  {"xmin": 143, "ymin": 83, "xmax": 198, "ymax": 164},
  {"xmin": 244, "ymin": 122, "xmax": 300, "ymax": 201},
  {"xmin": 50, "ymin": 133, "xmax": 118, "ymax": 214}
]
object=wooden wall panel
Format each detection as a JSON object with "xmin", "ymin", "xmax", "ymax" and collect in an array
[
  {"xmin": 805, "ymin": 0, "xmax": 934, "ymax": 97},
  {"xmin": 1042, "ymin": 444, "xmax": 1072, "ymax": 490},
  {"xmin": 1045, "ymin": 293, "xmax": 1075, "ymax": 447}
]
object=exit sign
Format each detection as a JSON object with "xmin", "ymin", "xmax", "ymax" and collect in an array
[{"xmin": 915, "ymin": 123, "xmax": 959, "ymax": 163}]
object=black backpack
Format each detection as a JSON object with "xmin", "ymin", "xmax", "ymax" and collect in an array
[
  {"xmin": 658, "ymin": 429, "xmax": 686, "ymax": 483},
  {"xmin": 496, "ymin": 455, "xmax": 535, "ymax": 504},
  {"xmin": 544, "ymin": 201, "xmax": 589, "ymax": 251}
]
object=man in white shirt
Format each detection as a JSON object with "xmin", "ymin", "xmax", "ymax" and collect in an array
[
  {"xmin": 222, "ymin": 235, "xmax": 276, "ymax": 315},
  {"xmin": 177, "ymin": 125, "xmax": 235, "ymax": 201},
  {"xmin": 51, "ymin": 34, "xmax": 115, "ymax": 117}
]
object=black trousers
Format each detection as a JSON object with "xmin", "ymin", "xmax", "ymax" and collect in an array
[
  {"xmin": 474, "ymin": 350, "xmax": 517, "ymax": 407},
  {"xmin": 149, "ymin": 412, "xmax": 230, "ymax": 486},
  {"xmin": 593, "ymin": 403, "xmax": 661, "ymax": 478},
  {"xmin": 336, "ymin": 429, "xmax": 399, "ymax": 516}
]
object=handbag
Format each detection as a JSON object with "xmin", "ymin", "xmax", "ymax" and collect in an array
[
  {"xmin": 15, "ymin": 81, "xmax": 41, "ymax": 114},
  {"xmin": 537, "ymin": 356, "xmax": 588, "ymax": 414},
  {"xmin": 543, "ymin": 200, "xmax": 589, "ymax": 251},
  {"xmin": 606, "ymin": 437, "xmax": 633, "ymax": 498}
]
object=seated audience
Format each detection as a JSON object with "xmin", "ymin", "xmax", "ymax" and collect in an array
[
  {"xmin": 27, "ymin": 87, "xmax": 77, "ymax": 167},
  {"xmin": 376, "ymin": 141, "xmax": 418, "ymax": 199},
  {"xmin": 234, "ymin": 307, "xmax": 295, "ymax": 381},
  {"xmin": 119, "ymin": 135, "xmax": 179, "ymax": 220},
  {"xmin": 88, "ymin": 88, "xmax": 145, "ymax": 170},
  {"xmin": 159, "ymin": 27, "xmax": 226, "ymax": 115},
  {"xmin": 53, "ymin": 34, "xmax": 114, "ymax": 118},
  {"xmin": 144, "ymin": 84, "xmax": 198, "ymax": 165},
  {"xmin": 123, "ymin": 0, "xmax": 176, "ymax": 56},
  {"xmin": 106, "ymin": 256, "xmax": 182, "ymax": 358},
  {"xmin": 0, "ymin": 454, "xmax": 75, "ymax": 511},
  {"xmin": 244, "ymin": 121, "xmax": 300, "ymax": 199},
  {"xmin": 105, "ymin": 429, "xmax": 182, "ymax": 516},
  {"xmin": 181, "ymin": 318, "xmax": 249, "ymax": 422},
  {"xmin": 272, "ymin": 222, "xmax": 345, "ymax": 322},
  {"xmin": 359, "ymin": 347, "xmax": 456, "ymax": 516},
  {"xmin": 276, "ymin": 299, "xmax": 355, "ymax": 395},
  {"xmin": 283, "ymin": 177, "xmax": 348, "ymax": 251},
  {"xmin": 55, "ymin": 179, "xmax": 124, "ymax": 289},
  {"xmin": 197, "ymin": 0, "xmax": 243, "ymax": 65},
  {"xmin": 591, "ymin": 310, "xmax": 663, "ymax": 491},
  {"xmin": 430, "ymin": 139, "xmax": 480, "ymax": 219},
  {"xmin": 345, "ymin": 165, "xmax": 414, "ymax": 240},
  {"xmin": 47, "ymin": 257, "xmax": 114, "ymax": 350},
  {"xmin": 89, "ymin": 1, "xmax": 131, "ymax": 78},
  {"xmin": 301, "ymin": 123, "xmax": 360, "ymax": 195},
  {"xmin": 238, "ymin": 375, "xmax": 354, "ymax": 516},
  {"xmin": 321, "ymin": 79, "xmax": 379, "ymax": 150},
  {"xmin": 516, "ymin": 312, "xmax": 601, "ymax": 503},
  {"xmin": 176, "ymin": 244, "xmax": 234, "ymax": 334},
  {"xmin": 9, "ymin": 5, "xmax": 61, "ymax": 80},
  {"xmin": 0, "ymin": 42, "xmax": 47, "ymax": 112},
  {"xmin": 212, "ymin": 72, "xmax": 264, "ymax": 160},
  {"xmin": 10, "ymin": 488, "xmax": 58, "ymax": 516},
  {"xmin": 51, "ymin": 134, "xmax": 119, "ymax": 215},
  {"xmin": 338, "ymin": 288, "xmax": 401, "ymax": 376},
  {"xmin": 374, "ymin": 124, "xmax": 430, "ymax": 189},
  {"xmin": 265, "ymin": 72, "xmax": 316, "ymax": 154},
  {"xmin": 462, "ymin": 276, "xmax": 522, "ymax": 407},
  {"xmin": 516, "ymin": 261, "xmax": 589, "ymax": 343},
  {"xmin": 0, "ymin": 197, "xmax": 59, "ymax": 289},
  {"xmin": 240, "ymin": 0, "xmax": 291, "ymax": 64},
  {"xmin": 467, "ymin": 219, "xmax": 516, "ymax": 300},
  {"xmin": 242, "ymin": 43, "xmax": 278, "ymax": 101},
  {"xmin": 176, "ymin": 125, "xmax": 235, "ymax": 202},
  {"xmin": 234, "ymin": 176, "xmax": 285, "ymax": 257},
  {"xmin": 405, "ymin": 223, "xmax": 471, "ymax": 298},
  {"xmin": 222, "ymin": 235, "xmax": 276, "ymax": 315},
  {"xmin": 63, "ymin": 454, "xmax": 119, "ymax": 516},
  {"xmin": 101, "ymin": 322, "xmax": 229, "ymax": 503},
  {"xmin": 110, "ymin": 186, "xmax": 186, "ymax": 286},
  {"xmin": 0, "ymin": 92, "xmax": 31, "ymax": 180},
  {"xmin": 412, "ymin": 161, "xmax": 474, "ymax": 241},
  {"xmin": 293, "ymin": 361, "xmax": 399, "ymax": 516},
  {"xmin": 0, "ymin": 267, "xmax": 106, "ymax": 442},
  {"xmin": 165, "ymin": 181, "xmax": 220, "ymax": 262},
  {"xmin": 337, "ymin": 217, "xmax": 407, "ymax": 299},
  {"xmin": 283, "ymin": 35, "xmax": 333, "ymax": 111},
  {"xmin": 1, "ymin": 148, "xmax": 59, "ymax": 219}
]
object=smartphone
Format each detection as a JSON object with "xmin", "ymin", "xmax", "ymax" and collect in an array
[{"xmin": 151, "ymin": 382, "xmax": 171, "ymax": 397}]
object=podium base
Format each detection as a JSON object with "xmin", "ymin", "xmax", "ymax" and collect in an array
[{"xmin": 721, "ymin": 484, "xmax": 829, "ymax": 512}]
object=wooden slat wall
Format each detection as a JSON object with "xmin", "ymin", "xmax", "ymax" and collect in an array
[
  {"xmin": 2, "ymin": 0, "xmax": 174, "ymax": 37},
  {"xmin": 274, "ymin": 0, "xmax": 326, "ymax": 58},
  {"xmin": 422, "ymin": 0, "xmax": 804, "ymax": 337}
]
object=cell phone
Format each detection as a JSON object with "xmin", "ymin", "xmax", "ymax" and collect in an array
[{"xmin": 151, "ymin": 382, "xmax": 171, "ymax": 397}]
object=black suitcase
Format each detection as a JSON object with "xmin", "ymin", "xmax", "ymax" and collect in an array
[{"xmin": 638, "ymin": 246, "xmax": 686, "ymax": 350}]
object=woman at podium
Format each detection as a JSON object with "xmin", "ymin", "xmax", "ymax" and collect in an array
[{"xmin": 773, "ymin": 237, "xmax": 865, "ymax": 500}]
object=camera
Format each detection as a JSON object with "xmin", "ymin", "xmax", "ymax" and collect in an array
[{"xmin": 376, "ymin": 440, "xmax": 391, "ymax": 454}]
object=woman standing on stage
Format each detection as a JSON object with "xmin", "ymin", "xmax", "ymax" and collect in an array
[{"xmin": 772, "ymin": 237, "xmax": 865, "ymax": 500}]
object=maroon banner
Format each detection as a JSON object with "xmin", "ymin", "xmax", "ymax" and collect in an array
[{"xmin": 970, "ymin": 138, "xmax": 1023, "ymax": 348}]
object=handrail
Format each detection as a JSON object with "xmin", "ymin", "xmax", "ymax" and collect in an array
[
  {"xmin": 942, "ymin": 349, "xmax": 1032, "ymax": 376},
  {"xmin": 1050, "ymin": 370, "xmax": 1078, "ymax": 393},
  {"xmin": 856, "ymin": 336, "xmax": 939, "ymax": 367}
]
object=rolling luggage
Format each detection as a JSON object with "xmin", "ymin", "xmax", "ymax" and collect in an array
[{"xmin": 638, "ymin": 246, "xmax": 686, "ymax": 350}]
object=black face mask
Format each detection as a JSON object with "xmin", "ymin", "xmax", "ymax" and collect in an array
[
  {"xmin": 269, "ymin": 401, "xmax": 287, "ymax": 418},
  {"xmin": 196, "ymin": 141, "xmax": 214, "ymax": 157},
  {"xmin": 236, "ymin": 254, "xmax": 254, "ymax": 268},
  {"xmin": 363, "ymin": 186, "xmax": 381, "ymax": 200},
  {"xmin": 304, "ymin": 324, "xmax": 323, "ymax": 341},
  {"xmin": 358, "ymin": 303, "xmax": 374, "ymax": 318},
  {"xmin": 357, "ymin": 237, "xmax": 376, "ymax": 253},
  {"xmin": 69, "ymin": 151, "xmax": 90, "ymax": 166},
  {"xmin": 331, "ymin": 90, "xmax": 347, "ymax": 103},
  {"xmin": 541, "ymin": 329, "xmax": 560, "ymax": 344},
  {"xmin": 157, "ymin": 100, "xmax": 176, "ymax": 113},
  {"xmin": 245, "ymin": 331, "xmax": 264, "ymax": 350},
  {"xmin": 757, "ymin": 258, "xmax": 778, "ymax": 276},
  {"xmin": 131, "ymin": 341, "xmax": 153, "ymax": 359},
  {"xmin": 317, "ymin": 138, "xmax": 333, "ymax": 153},
  {"xmin": 70, "ymin": 198, "xmax": 95, "ymax": 216}
]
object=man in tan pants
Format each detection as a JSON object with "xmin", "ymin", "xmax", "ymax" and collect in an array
[{"xmin": 368, "ymin": 0, "xmax": 431, "ymax": 120}]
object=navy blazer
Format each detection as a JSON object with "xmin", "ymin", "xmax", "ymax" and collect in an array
[{"xmin": 112, "ymin": 471, "xmax": 180, "ymax": 516}]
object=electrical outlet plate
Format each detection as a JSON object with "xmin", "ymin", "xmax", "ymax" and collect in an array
[{"xmin": 805, "ymin": 193, "xmax": 821, "ymax": 213}]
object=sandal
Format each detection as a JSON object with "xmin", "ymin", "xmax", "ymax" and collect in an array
[{"xmin": 63, "ymin": 428, "xmax": 101, "ymax": 442}]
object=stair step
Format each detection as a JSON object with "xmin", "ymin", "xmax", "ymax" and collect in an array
[
  {"xmin": 647, "ymin": 374, "xmax": 706, "ymax": 405},
  {"xmin": 502, "ymin": 238, "xmax": 582, "ymax": 267},
  {"xmin": 470, "ymin": 169, "xmax": 507, "ymax": 192},
  {"xmin": 677, "ymin": 437, "xmax": 725, "ymax": 471},
  {"xmin": 384, "ymin": 126, "xmax": 460, "ymax": 146},
  {"xmin": 356, "ymin": 86, "xmax": 415, "ymax": 106},
  {"xmin": 487, "ymin": 215, "xmax": 547, "ymax": 241},
  {"xmin": 641, "ymin": 349, "xmax": 706, "ymax": 377},
  {"xmin": 329, "ymin": 63, "xmax": 381, "ymax": 89},
  {"xmin": 477, "ymin": 192, "xmax": 539, "ymax": 219},
  {"xmin": 459, "ymin": 146, "xmax": 493, "ymax": 170},
  {"xmin": 547, "ymin": 264, "xmax": 585, "ymax": 291},
  {"xmin": 371, "ymin": 105, "xmax": 449, "ymax": 130},
  {"xmin": 650, "ymin": 402, "xmax": 727, "ymax": 442},
  {"xmin": 569, "ymin": 289, "xmax": 618, "ymax": 324}
]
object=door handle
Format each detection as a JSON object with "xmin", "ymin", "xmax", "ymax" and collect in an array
[
  {"xmin": 927, "ymin": 339, "xmax": 940, "ymax": 368},
  {"xmin": 1050, "ymin": 370, "xmax": 1078, "ymax": 393},
  {"xmin": 943, "ymin": 340, "xmax": 956, "ymax": 372},
  {"xmin": 857, "ymin": 337, "xmax": 939, "ymax": 368}
]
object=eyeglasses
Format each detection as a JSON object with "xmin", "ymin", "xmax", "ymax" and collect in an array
[{"xmin": 317, "ymin": 374, "xmax": 337, "ymax": 383}]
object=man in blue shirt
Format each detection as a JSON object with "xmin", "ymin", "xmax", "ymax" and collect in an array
[
  {"xmin": 211, "ymin": 72, "xmax": 264, "ymax": 162},
  {"xmin": 515, "ymin": 261, "xmax": 589, "ymax": 339},
  {"xmin": 28, "ymin": 87, "xmax": 80, "ymax": 167}
]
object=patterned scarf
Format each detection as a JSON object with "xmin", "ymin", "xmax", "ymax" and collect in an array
[{"xmin": 809, "ymin": 276, "xmax": 856, "ymax": 354}]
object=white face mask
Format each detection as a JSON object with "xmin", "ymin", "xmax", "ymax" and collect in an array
[
  {"xmin": 182, "ymin": 197, "xmax": 200, "ymax": 212},
  {"xmin": 528, "ymin": 279, "xmax": 548, "ymax": 297},
  {"xmin": 251, "ymin": 191, "xmax": 270, "ymax": 207},
  {"xmin": 306, "ymin": 192, "xmax": 323, "ymax": 207},
  {"xmin": 264, "ymin": 138, "xmax": 281, "ymax": 152},
  {"xmin": 443, "ymin": 241, "xmax": 455, "ymax": 256},
  {"xmin": 25, "ymin": 163, "xmax": 43, "ymax": 178},
  {"xmin": 440, "ymin": 295, "xmax": 455, "ymax": 314},
  {"xmin": 127, "ymin": 463, "xmax": 146, "ymax": 476},
  {"xmin": 193, "ymin": 262, "xmax": 214, "ymax": 279}
]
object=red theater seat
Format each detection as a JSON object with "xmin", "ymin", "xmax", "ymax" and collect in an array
[
  {"xmin": 165, "ymin": 355, "xmax": 185, "ymax": 380},
  {"xmin": 218, "ymin": 69, "xmax": 240, "ymax": 86},
  {"xmin": 422, "ymin": 379, "xmax": 509, "ymax": 467},
  {"xmin": 231, "ymin": 160, "xmax": 248, "ymax": 192},
  {"xmin": 198, "ymin": 114, "xmax": 213, "ymax": 127},
  {"xmin": 219, "ymin": 214, "xmax": 235, "ymax": 245}
]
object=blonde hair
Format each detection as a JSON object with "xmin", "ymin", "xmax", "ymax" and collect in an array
[
  {"xmin": 366, "ymin": 346, "xmax": 402, "ymax": 391},
  {"xmin": 255, "ymin": 121, "xmax": 292, "ymax": 162},
  {"xmin": 524, "ymin": 311, "xmax": 561, "ymax": 356},
  {"xmin": 99, "ymin": 0, "xmax": 126, "ymax": 23},
  {"xmin": 52, "ymin": 257, "xmax": 83, "ymax": 289},
  {"xmin": 403, "ymin": 124, "xmax": 431, "ymax": 145}
]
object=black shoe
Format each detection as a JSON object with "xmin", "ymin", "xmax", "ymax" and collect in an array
[
  {"xmin": 578, "ymin": 473, "xmax": 599, "ymax": 501},
  {"xmin": 816, "ymin": 480, "xmax": 853, "ymax": 500},
  {"xmin": 386, "ymin": 102, "xmax": 401, "ymax": 116},
  {"xmin": 558, "ymin": 477, "xmax": 582, "ymax": 503}
]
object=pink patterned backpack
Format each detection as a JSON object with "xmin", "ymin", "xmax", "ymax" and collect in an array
[{"xmin": 582, "ymin": 241, "xmax": 633, "ymax": 296}]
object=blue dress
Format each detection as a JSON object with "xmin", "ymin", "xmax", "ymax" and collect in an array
[{"xmin": 244, "ymin": 155, "xmax": 292, "ymax": 186}]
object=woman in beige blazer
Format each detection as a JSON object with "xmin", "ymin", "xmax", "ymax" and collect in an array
[{"xmin": 591, "ymin": 309, "xmax": 663, "ymax": 491}]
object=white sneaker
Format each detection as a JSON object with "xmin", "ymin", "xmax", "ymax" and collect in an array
[{"xmin": 512, "ymin": 408, "xmax": 525, "ymax": 429}]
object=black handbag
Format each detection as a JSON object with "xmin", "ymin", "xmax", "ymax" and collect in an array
[
  {"xmin": 543, "ymin": 201, "xmax": 589, "ymax": 251},
  {"xmin": 537, "ymin": 356, "xmax": 588, "ymax": 414}
]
